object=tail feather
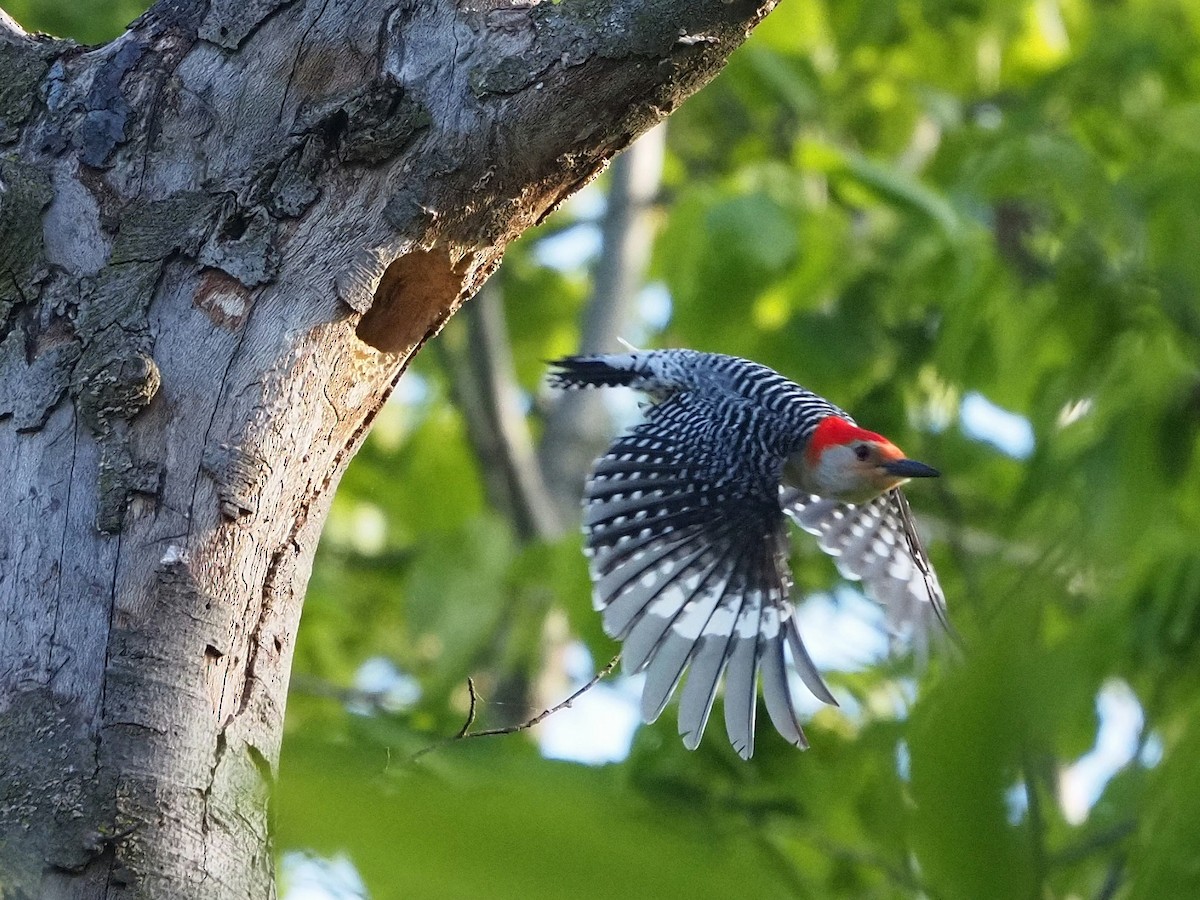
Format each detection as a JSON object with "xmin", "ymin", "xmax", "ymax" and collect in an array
[{"xmin": 547, "ymin": 354, "xmax": 644, "ymax": 389}]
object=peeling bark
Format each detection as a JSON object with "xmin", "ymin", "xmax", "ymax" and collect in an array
[{"xmin": 0, "ymin": 0, "xmax": 777, "ymax": 895}]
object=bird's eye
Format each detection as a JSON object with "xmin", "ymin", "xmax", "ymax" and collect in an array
[{"xmin": 853, "ymin": 444, "xmax": 870, "ymax": 461}]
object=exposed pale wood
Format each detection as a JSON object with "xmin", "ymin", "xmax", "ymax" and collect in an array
[{"xmin": 0, "ymin": 0, "xmax": 779, "ymax": 895}]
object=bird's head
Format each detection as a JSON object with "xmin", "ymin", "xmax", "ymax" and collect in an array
[{"xmin": 787, "ymin": 415, "xmax": 940, "ymax": 504}]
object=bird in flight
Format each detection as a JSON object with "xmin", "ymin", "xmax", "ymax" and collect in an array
[{"xmin": 549, "ymin": 349, "xmax": 949, "ymax": 759}]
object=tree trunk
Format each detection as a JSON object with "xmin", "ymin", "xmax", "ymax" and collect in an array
[{"xmin": 0, "ymin": 0, "xmax": 775, "ymax": 895}]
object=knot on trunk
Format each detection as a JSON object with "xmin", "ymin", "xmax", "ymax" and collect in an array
[{"xmin": 75, "ymin": 340, "xmax": 161, "ymax": 435}]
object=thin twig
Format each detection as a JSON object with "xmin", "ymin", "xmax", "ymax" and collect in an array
[
  {"xmin": 407, "ymin": 654, "xmax": 621, "ymax": 764},
  {"xmin": 462, "ymin": 654, "xmax": 621, "ymax": 738},
  {"xmin": 455, "ymin": 677, "xmax": 478, "ymax": 738}
]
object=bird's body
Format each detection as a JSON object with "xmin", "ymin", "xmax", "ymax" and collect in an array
[{"xmin": 549, "ymin": 349, "xmax": 947, "ymax": 758}]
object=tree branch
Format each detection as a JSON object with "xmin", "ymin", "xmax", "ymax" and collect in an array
[
  {"xmin": 0, "ymin": 7, "xmax": 28, "ymax": 43},
  {"xmin": 407, "ymin": 654, "xmax": 621, "ymax": 764},
  {"xmin": 538, "ymin": 126, "xmax": 668, "ymax": 518},
  {"xmin": 439, "ymin": 283, "xmax": 562, "ymax": 542},
  {"xmin": 581, "ymin": 124, "xmax": 667, "ymax": 355},
  {"xmin": 0, "ymin": 0, "xmax": 779, "ymax": 890},
  {"xmin": 435, "ymin": 127, "xmax": 668, "ymax": 540}
]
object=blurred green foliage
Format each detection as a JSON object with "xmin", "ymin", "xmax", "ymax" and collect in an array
[
  {"xmin": 6, "ymin": 0, "xmax": 146, "ymax": 43},
  {"xmin": 19, "ymin": 0, "xmax": 1200, "ymax": 897}
]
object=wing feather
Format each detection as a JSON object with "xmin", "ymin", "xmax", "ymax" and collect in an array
[
  {"xmin": 639, "ymin": 539, "xmax": 743, "ymax": 722},
  {"xmin": 721, "ymin": 583, "xmax": 763, "ymax": 760},
  {"xmin": 754, "ymin": 537, "xmax": 808, "ymax": 750},
  {"xmin": 784, "ymin": 488, "xmax": 950, "ymax": 637},
  {"xmin": 558, "ymin": 352, "xmax": 949, "ymax": 758},
  {"xmin": 583, "ymin": 394, "xmax": 826, "ymax": 756},
  {"xmin": 622, "ymin": 543, "xmax": 725, "ymax": 675}
]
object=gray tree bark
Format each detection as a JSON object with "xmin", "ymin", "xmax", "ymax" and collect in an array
[{"xmin": 0, "ymin": 0, "xmax": 776, "ymax": 895}]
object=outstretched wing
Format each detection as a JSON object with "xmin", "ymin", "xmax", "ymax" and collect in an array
[
  {"xmin": 783, "ymin": 488, "xmax": 950, "ymax": 641},
  {"xmin": 583, "ymin": 393, "xmax": 836, "ymax": 759}
]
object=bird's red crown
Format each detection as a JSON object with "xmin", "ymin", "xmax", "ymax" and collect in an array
[{"xmin": 805, "ymin": 416, "xmax": 898, "ymax": 466}]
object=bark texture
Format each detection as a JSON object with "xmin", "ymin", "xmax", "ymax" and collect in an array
[{"xmin": 0, "ymin": 0, "xmax": 775, "ymax": 895}]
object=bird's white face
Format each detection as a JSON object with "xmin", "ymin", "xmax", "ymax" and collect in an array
[
  {"xmin": 784, "ymin": 416, "xmax": 940, "ymax": 505},
  {"xmin": 797, "ymin": 440, "xmax": 909, "ymax": 504}
]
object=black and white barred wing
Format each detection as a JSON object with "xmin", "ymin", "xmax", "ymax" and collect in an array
[
  {"xmin": 583, "ymin": 396, "xmax": 836, "ymax": 759},
  {"xmin": 783, "ymin": 489, "xmax": 949, "ymax": 641}
]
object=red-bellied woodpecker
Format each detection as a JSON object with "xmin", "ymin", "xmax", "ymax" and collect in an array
[{"xmin": 549, "ymin": 349, "xmax": 948, "ymax": 759}]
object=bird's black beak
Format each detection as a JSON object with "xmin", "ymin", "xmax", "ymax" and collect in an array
[{"xmin": 882, "ymin": 459, "xmax": 940, "ymax": 479}]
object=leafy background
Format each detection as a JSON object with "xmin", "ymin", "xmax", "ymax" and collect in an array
[{"xmin": 13, "ymin": 0, "xmax": 1200, "ymax": 897}]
